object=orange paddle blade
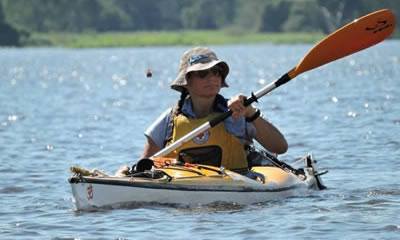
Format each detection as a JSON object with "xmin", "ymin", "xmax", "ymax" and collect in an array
[{"xmin": 289, "ymin": 9, "xmax": 396, "ymax": 78}]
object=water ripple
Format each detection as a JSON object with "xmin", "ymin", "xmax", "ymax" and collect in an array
[{"xmin": 0, "ymin": 186, "xmax": 25, "ymax": 194}]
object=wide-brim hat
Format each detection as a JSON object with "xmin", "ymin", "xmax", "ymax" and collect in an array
[{"xmin": 171, "ymin": 47, "xmax": 229, "ymax": 92}]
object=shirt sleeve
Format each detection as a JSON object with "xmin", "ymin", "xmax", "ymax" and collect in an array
[
  {"xmin": 245, "ymin": 121, "xmax": 257, "ymax": 139},
  {"xmin": 144, "ymin": 108, "xmax": 172, "ymax": 149}
]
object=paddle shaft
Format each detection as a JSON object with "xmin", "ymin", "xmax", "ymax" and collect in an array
[{"xmin": 152, "ymin": 9, "xmax": 395, "ymax": 159}]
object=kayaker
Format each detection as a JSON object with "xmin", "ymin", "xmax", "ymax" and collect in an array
[{"xmin": 140, "ymin": 47, "xmax": 288, "ymax": 174}]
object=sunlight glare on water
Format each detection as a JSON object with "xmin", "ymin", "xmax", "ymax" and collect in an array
[{"xmin": 0, "ymin": 42, "xmax": 399, "ymax": 239}]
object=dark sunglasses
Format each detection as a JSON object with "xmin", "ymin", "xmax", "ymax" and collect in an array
[{"xmin": 190, "ymin": 65, "xmax": 223, "ymax": 79}]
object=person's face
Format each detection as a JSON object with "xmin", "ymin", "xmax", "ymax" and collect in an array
[{"xmin": 185, "ymin": 65, "xmax": 223, "ymax": 98}]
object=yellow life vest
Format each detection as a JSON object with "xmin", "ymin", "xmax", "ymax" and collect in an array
[{"xmin": 165, "ymin": 113, "xmax": 248, "ymax": 173}]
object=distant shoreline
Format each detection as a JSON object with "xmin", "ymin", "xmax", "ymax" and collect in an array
[{"xmin": 23, "ymin": 31, "xmax": 328, "ymax": 48}]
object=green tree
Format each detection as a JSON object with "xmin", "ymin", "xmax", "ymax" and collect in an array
[
  {"xmin": 317, "ymin": 0, "xmax": 366, "ymax": 32},
  {"xmin": 282, "ymin": 0, "xmax": 326, "ymax": 32},
  {"xmin": 96, "ymin": 0, "xmax": 130, "ymax": 31},
  {"xmin": 260, "ymin": 0, "xmax": 292, "ymax": 32},
  {"xmin": 2, "ymin": 0, "xmax": 103, "ymax": 32},
  {"xmin": 1, "ymin": 0, "xmax": 399, "ymax": 36},
  {"xmin": 181, "ymin": 0, "xmax": 235, "ymax": 29},
  {"xmin": 122, "ymin": 0, "xmax": 163, "ymax": 30},
  {"xmin": 0, "ymin": 1, "xmax": 3, "ymax": 20},
  {"xmin": 0, "ymin": 1, "xmax": 20, "ymax": 46},
  {"xmin": 235, "ymin": 0, "xmax": 269, "ymax": 32},
  {"xmin": 157, "ymin": 0, "xmax": 184, "ymax": 30}
]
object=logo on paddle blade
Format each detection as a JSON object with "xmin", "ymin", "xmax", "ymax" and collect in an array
[
  {"xmin": 365, "ymin": 19, "xmax": 393, "ymax": 34},
  {"xmin": 193, "ymin": 130, "xmax": 210, "ymax": 144}
]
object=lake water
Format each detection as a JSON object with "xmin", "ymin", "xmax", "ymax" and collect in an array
[{"xmin": 0, "ymin": 42, "xmax": 399, "ymax": 239}]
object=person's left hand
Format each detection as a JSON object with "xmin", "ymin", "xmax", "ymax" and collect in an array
[{"xmin": 228, "ymin": 94, "xmax": 256, "ymax": 119}]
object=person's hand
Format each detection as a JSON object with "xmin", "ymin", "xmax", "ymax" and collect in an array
[
  {"xmin": 228, "ymin": 94, "xmax": 256, "ymax": 119},
  {"xmin": 114, "ymin": 165, "xmax": 130, "ymax": 177}
]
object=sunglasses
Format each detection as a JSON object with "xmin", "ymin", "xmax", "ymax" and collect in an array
[{"xmin": 190, "ymin": 65, "xmax": 223, "ymax": 79}]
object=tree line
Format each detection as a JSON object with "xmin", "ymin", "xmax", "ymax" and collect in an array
[{"xmin": 1, "ymin": 0, "xmax": 399, "ymax": 46}]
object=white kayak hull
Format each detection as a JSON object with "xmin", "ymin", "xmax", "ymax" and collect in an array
[
  {"xmin": 70, "ymin": 153, "xmax": 326, "ymax": 210},
  {"xmin": 71, "ymin": 175, "xmax": 317, "ymax": 210}
]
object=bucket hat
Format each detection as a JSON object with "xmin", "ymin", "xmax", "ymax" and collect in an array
[{"xmin": 171, "ymin": 47, "xmax": 229, "ymax": 92}]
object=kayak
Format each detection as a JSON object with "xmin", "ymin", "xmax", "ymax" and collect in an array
[
  {"xmin": 69, "ymin": 152, "xmax": 326, "ymax": 210},
  {"xmin": 69, "ymin": 152, "xmax": 327, "ymax": 211}
]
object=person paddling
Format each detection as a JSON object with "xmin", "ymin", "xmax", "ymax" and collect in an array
[{"xmin": 139, "ymin": 47, "xmax": 287, "ymax": 174}]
